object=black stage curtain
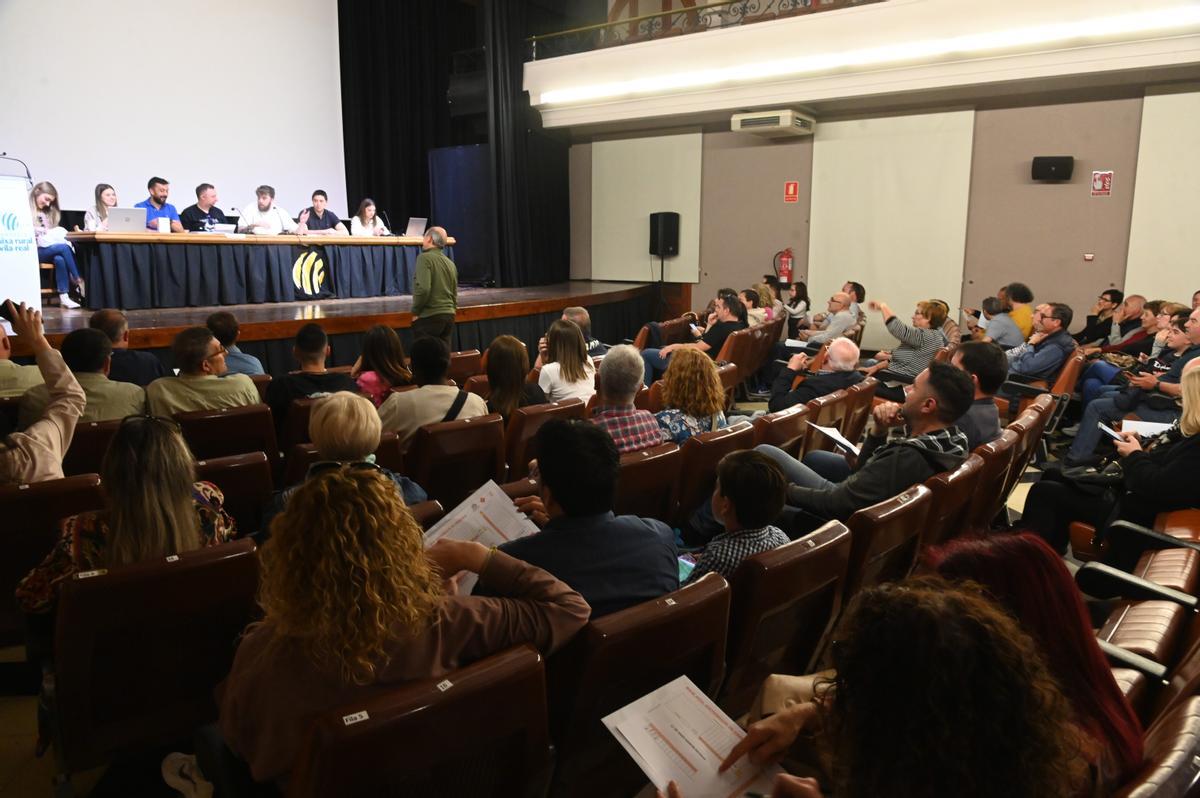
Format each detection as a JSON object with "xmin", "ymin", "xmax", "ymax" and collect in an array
[{"xmin": 337, "ymin": 0, "xmax": 476, "ymax": 224}]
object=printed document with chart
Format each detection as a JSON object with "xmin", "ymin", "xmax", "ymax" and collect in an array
[
  {"xmin": 422, "ymin": 480, "xmax": 539, "ymax": 593},
  {"xmin": 603, "ymin": 676, "xmax": 782, "ymax": 796}
]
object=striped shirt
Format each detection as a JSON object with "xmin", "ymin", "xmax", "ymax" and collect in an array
[
  {"xmin": 884, "ymin": 316, "xmax": 948, "ymax": 378},
  {"xmin": 684, "ymin": 525, "xmax": 790, "ymax": 584}
]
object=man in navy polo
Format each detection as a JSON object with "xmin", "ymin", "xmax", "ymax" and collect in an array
[
  {"xmin": 296, "ymin": 190, "xmax": 347, "ymax": 236},
  {"xmin": 135, "ymin": 176, "xmax": 183, "ymax": 233}
]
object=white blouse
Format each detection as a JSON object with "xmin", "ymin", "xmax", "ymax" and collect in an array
[
  {"xmin": 83, "ymin": 207, "xmax": 108, "ymax": 232},
  {"xmin": 537, "ymin": 361, "xmax": 596, "ymax": 404},
  {"xmin": 350, "ymin": 216, "xmax": 389, "ymax": 237}
]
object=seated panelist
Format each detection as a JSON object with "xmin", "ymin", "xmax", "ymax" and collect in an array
[
  {"xmin": 296, "ymin": 190, "xmax": 347, "ymax": 236},
  {"xmin": 237, "ymin": 185, "xmax": 297, "ymax": 235}
]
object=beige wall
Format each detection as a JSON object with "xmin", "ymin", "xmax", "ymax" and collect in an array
[
  {"xmin": 961, "ymin": 98, "xmax": 1143, "ymax": 329},
  {"xmin": 697, "ymin": 131, "xmax": 813, "ymax": 307},
  {"xmin": 569, "ymin": 143, "xmax": 593, "ymax": 279}
]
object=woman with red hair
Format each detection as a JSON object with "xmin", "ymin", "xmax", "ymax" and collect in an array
[{"xmin": 925, "ymin": 532, "xmax": 1144, "ymax": 792}]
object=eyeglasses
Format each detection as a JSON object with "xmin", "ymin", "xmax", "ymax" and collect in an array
[
  {"xmin": 120, "ymin": 414, "xmax": 181, "ymax": 432},
  {"xmin": 205, "ymin": 345, "xmax": 228, "ymax": 362}
]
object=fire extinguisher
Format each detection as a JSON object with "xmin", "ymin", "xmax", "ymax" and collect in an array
[{"xmin": 776, "ymin": 248, "xmax": 794, "ymax": 284}]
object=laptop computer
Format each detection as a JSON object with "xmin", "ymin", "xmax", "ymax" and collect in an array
[
  {"xmin": 106, "ymin": 207, "xmax": 147, "ymax": 232},
  {"xmin": 403, "ymin": 217, "xmax": 427, "ymax": 237}
]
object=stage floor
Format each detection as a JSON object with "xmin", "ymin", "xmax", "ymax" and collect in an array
[{"xmin": 33, "ymin": 281, "xmax": 652, "ymax": 350}]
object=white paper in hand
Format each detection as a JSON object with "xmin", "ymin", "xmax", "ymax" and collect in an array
[
  {"xmin": 603, "ymin": 676, "xmax": 782, "ymax": 796},
  {"xmin": 1122, "ymin": 420, "xmax": 1174, "ymax": 438},
  {"xmin": 423, "ymin": 480, "xmax": 539, "ymax": 594},
  {"xmin": 809, "ymin": 422, "xmax": 860, "ymax": 456}
]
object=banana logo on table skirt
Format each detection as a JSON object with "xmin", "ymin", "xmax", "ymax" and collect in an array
[{"xmin": 292, "ymin": 250, "xmax": 327, "ymax": 296}]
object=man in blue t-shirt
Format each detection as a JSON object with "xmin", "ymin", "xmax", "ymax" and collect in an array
[
  {"xmin": 134, "ymin": 176, "xmax": 183, "ymax": 233},
  {"xmin": 297, "ymin": 189, "xmax": 347, "ymax": 236}
]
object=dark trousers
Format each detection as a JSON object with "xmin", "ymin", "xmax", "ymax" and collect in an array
[
  {"xmin": 412, "ymin": 314, "xmax": 455, "ymax": 350},
  {"xmin": 1021, "ymin": 470, "xmax": 1118, "ymax": 554}
]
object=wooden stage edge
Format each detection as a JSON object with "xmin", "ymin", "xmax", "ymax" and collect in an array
[{"xmin": 22, "ymin": 281, "xmax": 667, "ymax": 355}]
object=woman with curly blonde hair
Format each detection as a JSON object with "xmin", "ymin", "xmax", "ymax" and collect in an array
[
  {"xmin": 654, "ymin": 348, "xmax": 728, "ymax": 443},
  {"xmin": 218, "ymin": 468, "xmax": 590, "ymax": 784}
]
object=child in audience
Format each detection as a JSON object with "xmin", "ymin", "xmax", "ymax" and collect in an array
[
  {"xmin": 352, "ymin": 325, "xmax": 412, "ymax": 407},
  {"xmin": 683, "ymin": 450, "xmax": 788, "ymax": 584}
]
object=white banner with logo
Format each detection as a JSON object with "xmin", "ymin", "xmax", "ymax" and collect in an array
[{"xmin": 0, "ymin": 175, "xmax": 41, "ymax": 311}]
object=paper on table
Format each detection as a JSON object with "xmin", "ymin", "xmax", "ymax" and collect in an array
[
  {"xmin": 423, "ymin": 480, "xmax": 540, "ymax": 594},
  {"xmin": 809, "ymin": 422, "xmax": 860, "ymax": 456},
  {"xmin": 603, "ymin": 675, "xmax": 783, "ymax": 797},
  {"xmin": 1122, "ymin": 420, "xmax": 1174, "ymax": 438}
]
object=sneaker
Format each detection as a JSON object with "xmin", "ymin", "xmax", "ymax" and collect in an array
[
  {"xmin": 1060, "ymin": 424, "xmax": 1079, "ymax": 437},
  {"xmin": 162, "ymin": 752, "xmax": 213, "ymax": 798},
  {"xmin": 58, "ymin": 293, "xmax": 81, "ymax": 309}
]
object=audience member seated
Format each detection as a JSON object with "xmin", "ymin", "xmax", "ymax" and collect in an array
[
  {"xmin": 756, "ymin": 363, "xmax": 972, "ymax": 538},
  {"xmin": 949, "ymin": 340, "xmax": 1007, "ymax": 449},
  {"xmin": 179, "ymin": 183, "xmax": 229, "ymax": 232},
  {"xmin": 931, "ymin": 299, "xmax": 961, "ymax": 345},
  {"xmin": 89, "ymin": 308, "xmax": 170, "ymax": 387},
  {"xmin": 754, "ymin": 282, "xmax": 784, "ymax": 324},
  {"xmin": 642, "ymin": 291, "xmax": 748, "ymax": 386},
  {"xmin": 352, "ymin": 324, "xmax": 413, "ymax": 407},
  {"xmin": 0, "ymin": 313, "xmax": 42, "ymax": 398},
  {"xmin": 972, "ymin": 295, "xmax": 1025, "ymax": 350},
  {"xmin": 707, "ymin": 579, "xmax": 1087, "ymax": 798},
  {"xmin": 206, "ymin": 311, "xmax": 264, "ymax": 377},
  {"xmin": 135, "ymin": 176, "xmax": 185, "ymax": 233},
  {"xmin": 267, "ymin": 391, "xmax": 426, "ymax": 524},
  {"xmin": 237, "ymin": 185, "xmax": 298, "ymax": 235},
  {"xmin": 1082, "ymin": 299, "xmax": 1162, "ymax": 360},
  {"xmin": 789, "ymin": 291, "xmax": 854, "ymax": 347},
  {"xmin": 683, "ymin": 450, "xmax": 789, "ymax": 585},
  {"xmin": 485, "ymin": 335, "xmax": 546, "ymax": 422},
  {"xmin": 18, "ymin": 328, "xmax": 144, "ymax": 429},
  {"xmin": 16, "ymin": 415, "xmax": 235, "ymax": 613},
  {"xmin": 997, "ymin": 302, "xmax": 1075, "ymax": 403},
  {"xmin": 1063, "ymin": 308, "xmax": 1200, "ymax": 466},
  {"xmin": 565, "ymin": 305, "xmax": 610, "ymax": 357},
  {"xmin": 1030, "ymin": 364, "xmax": 1200, "ymax": 553},
  {"xmin": 1076, "ymin": 309, "xmax": 1193, "ymax": 410},
  {"xmin": 0, "ymin": 302, "xmax": 84, "ymax": 485},
  {"xmin": 264, "ymin": 323, "xmax": 359, "ymax": 435},
  {"xmin": 590, "ymin": 344, "xmax": 667, "ymax": 454},
  {"xmin": 489, "ymin": 419, "xmax": 676, "ymax": 617},
  {"xmin": 296, "ymin": 189, "xmax": 347, "ymax": 235},
  {"xmin": 1148, "ymin": 303, "xmax": 1191, "ymax": 357},
  {"xmin": 29, "ymin": 181, "xmax": 84, "ymax": 308},
  {"xmin": 378, "ymin": 336, "xmax": 488, "ymax": 452},
  {"xmin": 1075, "ymin": 288, "xmax": 1124, "ymax": 346},
  {"xmin": 767, "ymin": 338, "xmax": 863, "ymax": 413},
  {"xmin": 537, "ymin": 319, "xmax": 597, "ymax": 404},
  {"xmin": 349, "ymin": 198, "xmax": 388, "ymax": 236},
  {"xmin": 146, "ymin": 327, "xmax": 260, "ymax": 418},
  {"xmin": 783, "ymin": 281, "xmax": 810, "ymax": 337},
  {"xmin": 82, "ymin": 183, "xmax": 117, "ymax": 232},
  {"xmin": 654, "ymin": 348, "xmax": 729, "ymax": 443},
  {"xmin": 862, "ymin": 299, "xmax": 949, "ymax": 402},
  {"xmin": 926, "ymin": 534, "xmax": 1145, "ymax": 791},
  {"xmin": 740, "ymin": 288, "xmax": 768, "ymax": 326},
  {"xmin": 1005, "ymin": 281, "xmax": 1036, "ymax": 338},
  {"xmin": 1106, "ymin": 294, "xmax": 1147, "ymax": 346},
  {"xmin": 217, "ymin": 468, "xmax": 590, "ymax": 784}
]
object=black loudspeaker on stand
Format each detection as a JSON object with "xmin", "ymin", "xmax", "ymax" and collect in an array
[{"xmin": 649, "ymin": 212, "xmax": 679, "ymax": 320}]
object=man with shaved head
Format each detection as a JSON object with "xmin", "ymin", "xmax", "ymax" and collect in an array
[
  {"xmin": 767, "ymin": 337, "xmax": 863, "ymax": 412},
  {"xmin": 411, "ymin": 225, "xmax": 457, "ymax": 349}
]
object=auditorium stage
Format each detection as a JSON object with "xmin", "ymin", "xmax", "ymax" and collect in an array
[{"xmin": 25, "ymin": 281, "xmax": 659, "ymax": 376}]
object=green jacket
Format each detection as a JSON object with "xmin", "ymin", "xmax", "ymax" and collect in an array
[{"xmin": 412, "ymin": 247, "xmax": 458, "ymax": 318}]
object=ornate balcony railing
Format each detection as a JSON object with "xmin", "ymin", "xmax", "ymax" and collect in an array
[{"xmin": 527, "ymin": 0, "xmax": 886, "ymax": 61}]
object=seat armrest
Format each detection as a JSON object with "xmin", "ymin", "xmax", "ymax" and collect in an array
[
  {"xmin": 1105, "ymin": 520, "xmax": 1200, "ymax": 571},
  {"xmin": 1075, "ymin": 561, "xmax": 1199, "ymax": 609},
  {"xmin": 1097, "ymin": 640, "xmax": 1169, "ymax": 682},
  {"xmin": 999, "ymin": 380, "xmax": 1048, "ymax": 398}
]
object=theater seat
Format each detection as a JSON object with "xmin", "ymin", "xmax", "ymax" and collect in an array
[
  {"xmin": 721, "ymin": 521, "xmax": 852, "ymax": 717},
  {"xmin": 960, "ymin": 429, "xmax": 1019, "ymax": 535},
  {"xmin": 505, "ymin": 399, "xmax": 585, "ymax": 480},
  {"xmin": 51, "ymin": 540, "xmax": 259, "ymax": 785},
  {"xmin": 752, "ymin": 404, "xmax": 810, "ymax": 457},
  {"xmin": 286, "ymin": 645, "xmax": 551, "ymax": 798},
  {"xmin": 176, "ymin": 404, "xmax": 281, "ymax": 476},
  {"xmin": 408, "ymin": 500, "xmax": 445, "ymax": 531},
  {"xmin": 447, "ymin": 349, "xmax": 483, "ymax": 386},
  {"xmin": 547, "ymin": 574, "xmax": 731, "ymax": 798},
  {"xmin": 281, "ymin": 398, "xmax": 320, "ymax": 453},
  {"xmin": 798, "ymin": 389, "xmax": 852, "ymax": 459},
  {"xmin": 1114, "ymin": 696, "xmax": 1200, "ymax": 797},
  {"xmin": 464, "ymin": 374, "xmax": 490, "ymax": 399},
  {"xmin": 406, "ymin": 413, "xmax": 507, "ymax": 509},
  {"xmin": 1098, "ymin": 601, "xmax": 1187, "ymax": 664},
  {"xmin": 249, "ymin": 373, "xmax": 271, "ymax": 402},
  {"xmin": 61, "ymin": 419, "xmax": 122, "ymax": 477},
  {"xmin": 195, "ymin": 452, "xmax": 275, "ymax": 537},
  {"xmin": 844, "ymin": 484, "xmax": 933, "ymax": 598},
  {"xmin": 840, "ymin": 378, "xmax": 878, "ymax": 446},
  {"xmin": 614, "ymin": 442, "xmax": 681, "ymax": 523},
  {"xmin": 921, "ymin": 453, "xmax": 984, "ymax": 548},
  {"xmin": 281, "ymin": 431, "xmax": 405, "ymax": 487},
  {"xmin": 673, "ymin": 421, "xmax": 755, "ymax": 527},
  {"xmin": 0, "ymin": 474, "xmax": 106, "ymax": 647}
]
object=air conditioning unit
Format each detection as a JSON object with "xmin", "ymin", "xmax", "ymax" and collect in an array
[{"xmin": 731, "ymin": 109, "xmax": 816, "ymax": 138}]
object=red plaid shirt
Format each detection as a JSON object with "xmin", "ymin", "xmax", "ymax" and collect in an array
[{"xmin": 590, "ymin": 405, "xmax": 668, "ymax": 454}]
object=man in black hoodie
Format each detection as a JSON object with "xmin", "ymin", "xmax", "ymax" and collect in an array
[{"xmin": 758, "ymin": 362, "xmax": 974, "ymax": 537}]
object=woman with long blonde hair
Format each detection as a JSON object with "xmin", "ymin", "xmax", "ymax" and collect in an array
[
  {"xmin": 537, "ymin": 318, "xmax": 595, "ymax": 403},
  {"xmin": 29, "ymin": 180, "xmax": 84, "ymax": 308},
  {"xmin": 654, "ymin": 348, "xmax": 728, "ymax": 443},
  {"xmin": 16, "ymin": 416, "xmax": 235, "ymax": 614},
  {"xmin": 218, "ymin": 468, "xmax": 589, "ymax": 784}
]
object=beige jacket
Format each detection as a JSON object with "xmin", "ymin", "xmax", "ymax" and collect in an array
[
  {"xmin": 19, "ymin": 372, "xmax": 145, "ymax": 429},
  {"xmin": 146, "ymin": 374, "xmax": 259, "ymax": 418},
  {"xmin": 377, "ymin": 384, "xmax": 489, "ymax": 452},
  {"xmin": 0, "ymin": 358, "xmax": 42, "ymax": 398},
  {"xmin": 0, "ymin": 349, "xmax": 85, "ymax": 485}
]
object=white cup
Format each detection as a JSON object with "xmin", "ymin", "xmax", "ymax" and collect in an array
[{"xmin": 157, "ymin": 217, "xmax": 170, "ymax": 233}]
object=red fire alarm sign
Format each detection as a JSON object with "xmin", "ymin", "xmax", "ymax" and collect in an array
[{"xmin": 784, "ymin": 181, "xmax": 799, "ymax": 203}]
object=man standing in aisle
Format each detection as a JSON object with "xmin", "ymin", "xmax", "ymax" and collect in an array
[{"xmin": 410, "ymin": 226, "xmax": 457, "ymax": 348}]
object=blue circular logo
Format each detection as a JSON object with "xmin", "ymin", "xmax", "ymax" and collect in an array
[{"xmin": 0, "ymin": 212, "xmax": 17, "ymax": 231}]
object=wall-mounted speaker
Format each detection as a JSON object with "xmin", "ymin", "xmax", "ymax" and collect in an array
[
  {"xmin": 1031, "ymin": 156, "xmax": 1074, "ymax": 182},
  {"xmin": 649, "ymin": 212, "xmax": 680, "ymax": 257}
]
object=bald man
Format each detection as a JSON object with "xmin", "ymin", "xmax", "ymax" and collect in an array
[{"xmin": 411, "ymin": 225, "xmax": 458, "ymax": 349}]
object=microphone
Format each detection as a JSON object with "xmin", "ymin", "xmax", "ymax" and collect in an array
[
  {"xmin": 380, "ymin": 210, "xmax": 395, "ymax": 236},
  {"xmin": 0, "ymin": 152, "xmax": 33, "ymax": 186}
]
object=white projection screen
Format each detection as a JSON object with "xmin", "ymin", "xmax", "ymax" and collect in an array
[{"xmin": 0, "ymin": 0, "xmax": 347, "ymax": 217}]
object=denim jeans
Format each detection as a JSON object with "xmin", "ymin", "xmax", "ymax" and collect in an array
[
  {"xmin": 1079, "ymin": 361, "xmax": 1123, "ymax": 406},
  {"xmin": 754, "ymin": 444, "xmax": 852, "ymax": 490},
  {"xmin": 641, "ymin": 348, "xmax": 672, "ymax": 387},
  {"xmin": 38, "ymin": 243, "xmax": 81, "ymax": 294},
  {"xmin": 1066, "ymin": 395, "xmax": 1179, "ymax": 461}
]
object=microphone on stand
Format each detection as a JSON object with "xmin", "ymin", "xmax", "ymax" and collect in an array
[
  {"xmin": 380, "ymin": 210, "xmax": 396, "ymax": 237},
  {"xmin": 0, "ymin": 152, "xmax": 33, "ymax": 187}
]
